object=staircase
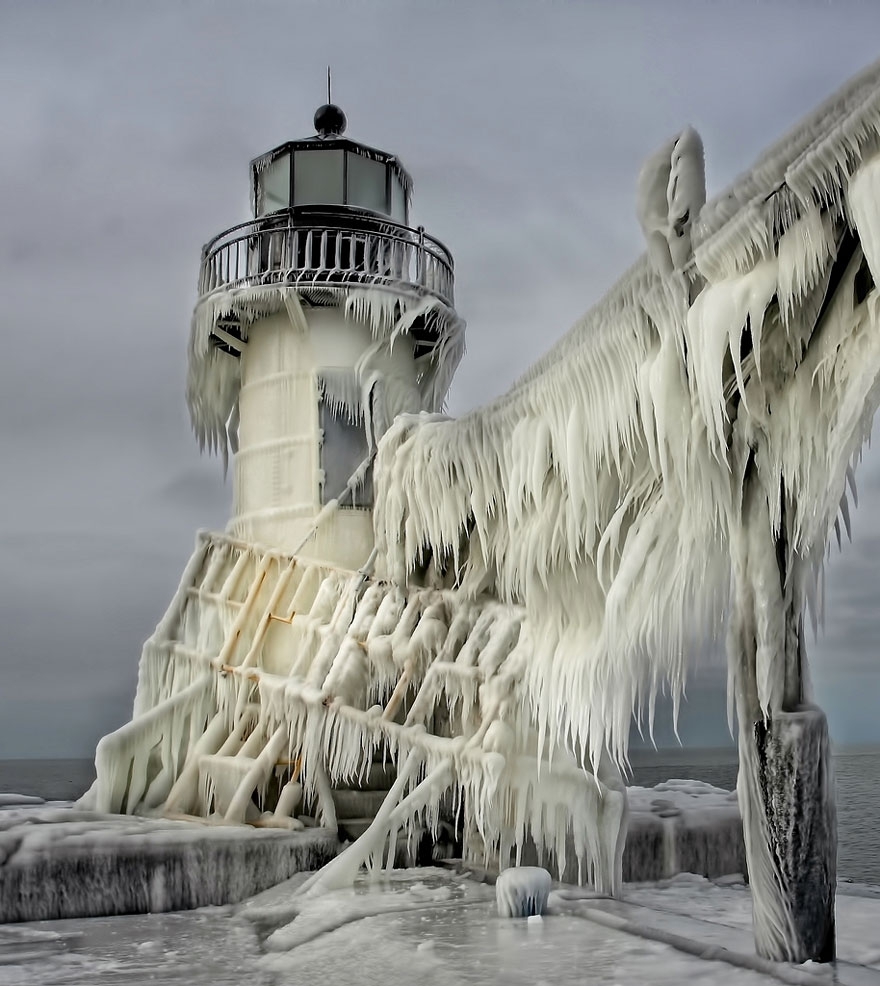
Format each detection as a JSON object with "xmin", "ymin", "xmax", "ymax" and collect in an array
[{"xmin": 332, "ymin": 760, "xmax": 396, "ymax": 842}]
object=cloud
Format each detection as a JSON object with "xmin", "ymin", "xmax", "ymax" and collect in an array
[{"xmin": 3, "ymin": 0, "xmax": 880, "ymax": 755}]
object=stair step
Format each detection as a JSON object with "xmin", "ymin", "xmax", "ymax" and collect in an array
[
  {"xmin": 337, "ymin": 816, "xmax": 375, "ymax": 840},
  {"xmin": 332, "ymin": 788, "xmax": 390, "ymax": 819},
  {"xmin": 335, "ymin": 762, "xmax": 397, "ymax": 792}
]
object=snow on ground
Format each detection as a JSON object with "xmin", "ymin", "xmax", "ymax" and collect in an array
[
  {"xmin": 2, "ymin": 868, "xmax": 879, "ymax": 986},
  {"xmin": 0, "ymin": 907, "xmax": 266, "ymax": 986},
  {"xmin": 0, "ymin": 790, "xmax": 876, "ymax": 985}
]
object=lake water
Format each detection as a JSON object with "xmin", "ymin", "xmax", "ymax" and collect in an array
[{"xmin": 2, "ymin": 748, "xmax": 878, "ymax": 883}]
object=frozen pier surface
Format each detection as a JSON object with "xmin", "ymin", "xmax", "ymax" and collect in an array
[
  {"xmin": 5, "ymin": 869, "xmax": 877, "ymax": 986},
  {"xmin": 0, "ymin": 779, "xmax": 742, "ymax": 926},
  {"xmin": 0, "ymin": 802, "xmax": 338, "ymax": 923}
]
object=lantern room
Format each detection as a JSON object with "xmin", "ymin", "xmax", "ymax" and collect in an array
[{"xmin": 251, "ymin": 103, "xmax": 411, "ymax": 223}]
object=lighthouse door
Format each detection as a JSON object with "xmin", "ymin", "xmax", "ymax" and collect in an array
[{"xmin": 318, "ymin": 400, "xmax": 372, "ymax": 508}]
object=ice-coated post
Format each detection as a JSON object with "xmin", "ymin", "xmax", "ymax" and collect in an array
[
  {"xmin": 753, "ymin": 707, "xmax": 836, "ymax": 963},
  {"xmin": 496, "ymin": 866, "xmax": 552, "ymax": 918},
  {"xmin": 731, "ymin": 477, "xmax": 837, "ymax": 964}
]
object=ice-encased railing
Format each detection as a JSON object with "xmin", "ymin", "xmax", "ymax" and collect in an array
[
  {"xmin": 88, "ymin": 531, "xmax": 627, "ymax": 895},
  {"xmin": 370, "ymin": 61, "xmax": 880, "ymax": 955},
  {"xmin": 91, "ymin": 61, "xmax": 880, "ymax": 940}
]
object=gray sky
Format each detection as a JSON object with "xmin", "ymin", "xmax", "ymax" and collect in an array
[{"xmin": 2, "ymin": 0, "xmax": 880, "ymax": 758}]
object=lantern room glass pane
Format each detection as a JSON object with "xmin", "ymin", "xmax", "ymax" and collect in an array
[
  {"xmin": 347, "ymin": 152, "xmax": 387, "ymax": 214},
  {"xmin": 293, "ymin": 149, "xmax": 344, "ymax": 205},
  {"xmin": 390, "ymin": 176, "xmax": 406, "ymax": 222},
  {"xmin": 259, "ymin": 153, "xmax": 290, "ymax": 215}
]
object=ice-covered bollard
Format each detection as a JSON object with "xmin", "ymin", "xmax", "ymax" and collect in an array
[{"xmin": 495, "ymin": 866, "xmax": 551, "ymax": 918}]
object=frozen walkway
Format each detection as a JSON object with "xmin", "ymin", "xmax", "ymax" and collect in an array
[
  {"xmin": 3, "ymin": 869, "xmax": 878, "ymax": 986},
  {"xmin": 0, "ymin": 778, "xmax": 746, "ymax": 923}
]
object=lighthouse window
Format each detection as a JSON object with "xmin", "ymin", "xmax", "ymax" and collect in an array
[
  {"xmin": 319, "ymin": 402, "xmax": 372, "ymax": 508},
  {"xmin": 390, "ymin": 176, "xmax": 406, "ymax": 223},
  {"xmin": 259, "ymin": 154, "xmax": 290, "ymax": 215},
  {"xmin": 347, "ymin": 153, "xmax": 387, "ymax": 214},
  {"xmin": 294, "ymin": 149, "xmax": 344, "ymax": 206}
]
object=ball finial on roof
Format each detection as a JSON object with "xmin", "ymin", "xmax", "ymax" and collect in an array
[{"xmin": 314, "ymin": 104, "xmax": 347, "ymax": 137}]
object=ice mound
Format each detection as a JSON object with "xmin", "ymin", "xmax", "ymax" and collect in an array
[
  {"xmin": 0, "ymin": 802, "xmax": 339, "ymax": 922},
  {"xmin": 496, "ymin": 866, "xmax": 552, "ymax": 918}
]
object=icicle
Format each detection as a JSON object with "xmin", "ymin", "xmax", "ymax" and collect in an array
[{"xmin": 92, "ymin": 60, "xmax": 880, "ymax": 929}]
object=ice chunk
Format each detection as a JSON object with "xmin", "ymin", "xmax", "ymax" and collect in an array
[
  {"xmin": 0, "ymin": 804, "xmax": 339, "ymax": 922},
  {"xmin": 0, "ymin": 794, "xmax": 44, "ymax": 807},
  {"xmin": 496, "ymin": 866, "xmax": 551, "ymax": 918}
]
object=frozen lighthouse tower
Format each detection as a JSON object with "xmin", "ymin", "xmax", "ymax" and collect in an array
[
  {"xmin": 81, "ymin": 60, "xmax": 880, "ymax": 962},
  {"xmin": 189, "ymin": 101, "xmax": 463, "ymax": 568},
  {"xmin": 89, "ymin": 85, "xmax": 628, "ymax": 879}
]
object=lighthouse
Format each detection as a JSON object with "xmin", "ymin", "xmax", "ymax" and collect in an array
[
  {"xmin": 89, "ymin": 97, "xmax": 625, "ymax": 879},
  {"xmin": 188, "ymin": 102, "xmax": 464, "ymax": 570}
]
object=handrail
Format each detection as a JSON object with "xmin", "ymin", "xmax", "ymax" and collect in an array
[{"xmin": 197, "ymin": 208, "xmax": 455, "ymax": 309}]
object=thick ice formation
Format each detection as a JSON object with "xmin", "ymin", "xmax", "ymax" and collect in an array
[
  {"xmin": 187, "ymin": 284, "xmax": 465, "ymax": 462},
  {"xmin": 637, "ymin": 125, "xmax": 706, "ymax": 277},
  {"xmin": 371, "ymin": 60, "xmax": 880, "ymax": 956},
  {"xmin": 495, "ymin": 866, "xmax": 552, "ymax": 918},
  {"xmin": 0, "ymin": 802, "xmax": 337, "ymax": 922},
  {"xmin": 89, "ymin": 60, "xmax": 880, "ymax": 957},
  {"xmin": 88, "ymin": 532, "xmax": 627, "ymax": 894},
  {"xmin": 624, "ymin": 780, "xmax": 744, "ymax": 883}
]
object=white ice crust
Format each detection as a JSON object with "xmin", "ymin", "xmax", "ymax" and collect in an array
[
  {"xmin": 87, "ymin": 59, "xmax": 880, "ymax": 956},
  {"xmin": 495, "ymin": 866, "xmax": 552, "ymax": 918}
]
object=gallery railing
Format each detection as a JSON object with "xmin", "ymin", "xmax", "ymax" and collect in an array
[{"xmin": 198, "ymin": 208, "xmax": 455, "ymax": 309}]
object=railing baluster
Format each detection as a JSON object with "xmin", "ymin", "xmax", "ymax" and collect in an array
[{"xmin": 198, "ymin": 213, "xmax": 454, "ymax": 307}]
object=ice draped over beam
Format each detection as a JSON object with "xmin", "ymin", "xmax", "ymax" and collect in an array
[
  {"xmin": 373, "ymin": 61, "xmax": 880, "ymax": 958},
  {"xmin": 376, "ymin": 57, "xmax": 880, "ymax": 760},
  {"xmin": 90, "ymin": 531, "xmax": 628, "ymax": 897},
  {"xmin": 87, "ymin": 59, "xmax": 880, "ymax": 962}
]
